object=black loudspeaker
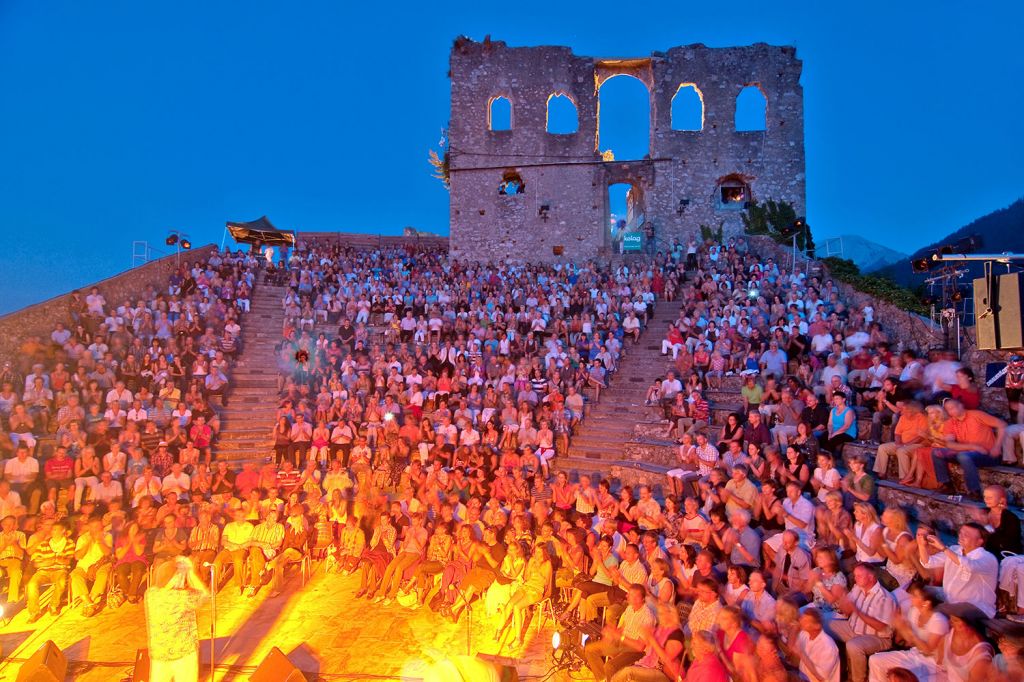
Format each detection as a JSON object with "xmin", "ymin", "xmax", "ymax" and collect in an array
[
  {"xmin": 974, "ymin": 273, "xmax": 1024, "ymax": 350},
  {"xmin": 16, "ymin": 641, "xmax": 66, "ymax": 682},
  {"xmin": 482, "ymin": 658, "xmax": 518, "ymax": 682},
  {"xmin": 474, "ymin": 653, "xmax": 520, "ymax": 682},
  {"xmin": 131, "ymin": 648, "xmax": 150, "ymax": 681},
  {"xmin": 250, "ymin": 647, "xmax": 305, "ymax": 682}
]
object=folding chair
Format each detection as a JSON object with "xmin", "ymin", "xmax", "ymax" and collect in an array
[{"xmin": 531, "ymin": 594, "xmax": 558, "ymax": 635}]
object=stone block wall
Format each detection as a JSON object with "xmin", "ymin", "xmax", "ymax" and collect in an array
[
  {"xmin": 297, "ymin": 233, "xmax": 449, "ymax": 250},
  {"xmin": 0, "ymin": 245, "xmax": 216, "ymax": 372},
  {"xmin": 448, "ymin": 38, "xmax": 805, "ymax": 263}
]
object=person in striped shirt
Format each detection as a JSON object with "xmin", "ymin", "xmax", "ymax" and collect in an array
[
  {"xmin": 246, "ymin": 509, "xmax": 284, "ymax": 597},
  {"xmin": 828, "ymin": 563, "xmax": 896, "ymax": 682},
  {"xmin": 187, "ymin": 509, "xmax": 220, "ymax": 580},
  {"xmin": 26, "ymin": 521, "xmax": 74, "ymax": 622}
]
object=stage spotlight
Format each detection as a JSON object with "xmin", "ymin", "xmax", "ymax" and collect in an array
[
  {"xmin": 911, "ymin": 258, "xmax": 931, "ymax": 273},
  {"xmin": 551, "ymin": 631, "xmax": 561, "ymax": 651},
  {"xmin": 180, "ymin": 239, "xmax": 192, "ymax": 250},
  {"xmin": 956, "ymin": 234, "xmax": 981, "ymax": 253},
  {"xmin": 165, "ymin": 234, "xmax": 179, "ymax": 246}
]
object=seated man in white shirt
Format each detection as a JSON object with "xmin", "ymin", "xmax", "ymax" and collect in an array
[
  {"xmin": 581, "ymin": 543, "xmax": 648, "ymax": 624},
  {"xmin": 91, "ymin": 471, "xmax": 124, "ymax": 507},
  {"xmin": 764, "ymin": 481, "xmax": 816, "ymax": 564},
  {"xmin": 796, "ymin": 607, "xmax": 840, "ymax": 682},
  {"xmin": 582, "ymin": 584, "xmax": 655, "ymax": 681},
  {"xmin": 0, "ymin": 481, "xmax": 22, "ymax": 518},
  {"xmin": 827, "ymin": 563, "xmax": 896, "ymax": 682},
  {"xmin": 161, "ymin": 463, "xmax": 191, "ymax": 501},
  {"xmin": 919, "ymin": 522, "xmax": 998, "ymax": 617}
]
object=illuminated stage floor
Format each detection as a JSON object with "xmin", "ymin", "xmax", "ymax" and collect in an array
[{"xmin": 0, "ymin": 568, "xmax": 574, "ymax": 680}]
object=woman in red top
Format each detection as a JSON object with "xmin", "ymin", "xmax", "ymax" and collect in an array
[
  {"xmin": 550, "ymin": 471, "xmax": 576, "ymax": 513},
  {"xmin": 949, "ymin": 367, "xmax": 982, "ymax": 410},
  {"xmin": 715, "ymin": 606, "xmax": 757, "ymax": 682},
  {"xmin": 685, "ymin": 630, "xmax": 730, "ymax": 682},
  {"xmin": 114, "ymin": 521, "xmax": 150, "ymax": 604}
]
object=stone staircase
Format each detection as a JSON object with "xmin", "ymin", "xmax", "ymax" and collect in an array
[
  {"xmin": 550, "ymin": 304, "xmax": 1024, "ymax": 538},
  {"xmin": 561, "ymin": 302, "xmax": 683, "ymax": 472},
  {"xmin": 213, "ymin": 282, "xmax": 285, "ymax": 465}
]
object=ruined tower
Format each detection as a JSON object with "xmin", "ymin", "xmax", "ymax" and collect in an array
[{"xmin": 447, "ymin": 37, "xmax": 805, "ymax": 262}]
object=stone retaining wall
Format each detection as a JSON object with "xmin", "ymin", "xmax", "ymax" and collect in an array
[{"xmin": 0, "ymin": 244, "xmax": 216, "ymax": 372}]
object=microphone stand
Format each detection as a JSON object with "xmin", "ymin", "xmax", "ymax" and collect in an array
[
  {"xmin": 208, "ymin": 563, "xmax": 217, "ymax": 681},
  {"xmin": 451, "ymin": 583, "xmax": 473, "ymax": 656}
]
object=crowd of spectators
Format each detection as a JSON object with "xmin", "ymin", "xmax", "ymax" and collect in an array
[
  {"xmin": 0, "ymin": 248, "xmax": 256, "ymax": 620},
  {"xmin": 2, "ymin": 234, "xmax": 1024, "ymax": 682}
]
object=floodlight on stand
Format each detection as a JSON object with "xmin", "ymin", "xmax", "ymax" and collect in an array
[
  {"xmin": 955, "ymin": 234, "xmax": 981, "ymax": 253},
  {"xmin": 551, "ymin": 631, "xmax": 561, "ymax": 651},
  {"xmin": 180, "ymin": 239, "xmax": 192, "ymax": 250},
  {"xmin": 911, "ymin": 258, "xmax": 932, "ymax": 273},
  {"xmin": 165, "ymin": 234, "xmax": 179, "ymax": 246}
]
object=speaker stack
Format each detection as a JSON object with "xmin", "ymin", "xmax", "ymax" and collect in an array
[{"xmin": 974, "ymin": 273, "xmax": 1024, "ymax": 350}]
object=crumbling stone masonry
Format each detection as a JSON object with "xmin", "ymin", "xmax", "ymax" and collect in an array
[{"xmin": 447, "ymin": 37, "xmax": 805, "ymax": 262}]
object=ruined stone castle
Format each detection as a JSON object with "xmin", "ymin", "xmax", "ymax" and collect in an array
[{"xmin": 447, "ymin": 37, "xmax": 805, "ymax": 262}]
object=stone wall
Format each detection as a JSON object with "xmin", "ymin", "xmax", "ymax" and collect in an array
[
  {"xmin": 448, "ymin": 38, "xmax": 805, "ymax": 263},
  {"xmin": 0, "ymin": 245, "xmax": 216, "ymax": 372},
  {"xmin": 297, "ymin": 232, "xmax": 449, "ymax": 250}
]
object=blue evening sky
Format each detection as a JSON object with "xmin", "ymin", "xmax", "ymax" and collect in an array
[{"xmin": 1, "ymin": 1, "xmax": 1021, "ymax": 314}]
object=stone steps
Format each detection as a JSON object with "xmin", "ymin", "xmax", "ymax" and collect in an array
[
  {"xmin": 212, "ymin": 285, "xmax": 284, "ymax": 463},
  {"xmin": 845, "ymin": 441, "xmax": 1024, "ymax": 506}
]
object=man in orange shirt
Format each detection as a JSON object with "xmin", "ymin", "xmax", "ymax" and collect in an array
[
  {"xmin": 872, "ymin": 401, "xmax": 927, "ymax": 482},
  {"xmin": 931, "ymin": 399, "xmax": 1006, "ymax": 499}
]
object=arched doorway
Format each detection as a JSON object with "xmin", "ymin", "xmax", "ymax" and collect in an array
[{"xmin": 608, "ymin": 181, "xmax": 646, "ymax": 251}]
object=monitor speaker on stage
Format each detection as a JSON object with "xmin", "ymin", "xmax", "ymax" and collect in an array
[
  {"xmin": 16, "ymin": 641, "xmax": 66, "ymax": 682},
  {"xmin": 974, "ymin": 273, "xmax": 1024, "ymax": 350},
  {"xmin": 250, "ymin": 647, "xmax": 304, "ymax": 682},
  {"xmin": 476, "ymin": 654, "xmax": 519, "ymax": 682}
]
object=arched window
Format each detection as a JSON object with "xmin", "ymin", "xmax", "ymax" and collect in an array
[
  {"xmin": 670, "ymin": 84, "xmax": 703, "ymax": 131},
  {"xmin": 499, "ymin": 170, "xmax": 525, "ymax": 196},
  {"xmin": 488, "ymin": 96, "xmax": 512, "ymax": 131},
  {"xmin": 597, "ymin": 74, "xmax": 650, "ymax": 160},
  {"xmin": 735, "ymin": 85, "xmax": 767, "ymax": 131},
  {"xmin": 546, "ymin": 93, "xmax": 578, "ymax": 134},
  {"xmin": 717, "ymin": 175, "xmax": 751, "ymax": 210}
]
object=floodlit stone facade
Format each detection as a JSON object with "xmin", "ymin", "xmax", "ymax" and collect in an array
[{"xmin": 447, "ymin": 37, "xmax": 806, "ymax": 262}]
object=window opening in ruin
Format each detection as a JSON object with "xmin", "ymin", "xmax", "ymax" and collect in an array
[
  {"xmin": 488, "ymin": 96, "xmax": 512, "ymax": 131},
  {"xmin": 735, "ymin": 85, "xmax": 767, "ymax": 131},
  {"xmin": 597, "ymin": 75, "xmax": 650, "ymax": 160},
  {"xmin": 499, "ymin": 170, "xmax": 525, "ymax": 195},
  {"xmin": 608, "ymin": 182, "xmax": 644, "ymax": 237},
  {"xmin": 717, "ymin": 176, "xmax": 750, "ymax": 210},
  {"xmin": 546, "ymin": 93, "xmax": 578, "ymax": 134},
  {"xmin": 671, "ymin": 84, "xmax": 704, "ymax": 131}
]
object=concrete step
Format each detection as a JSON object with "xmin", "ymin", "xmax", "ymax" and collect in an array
[
  {"xmin": 847, "ymin": 441, "xmax": 1024, "ymax": 506},
  {"xmin": 217, "ymin": 428, "xmax": 273, "ymax": 441}
]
